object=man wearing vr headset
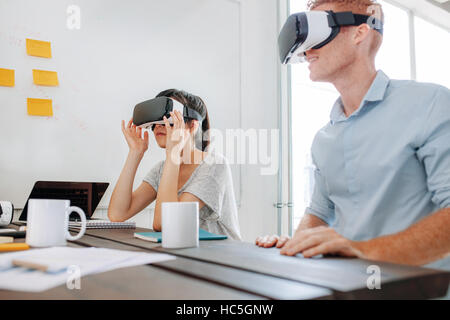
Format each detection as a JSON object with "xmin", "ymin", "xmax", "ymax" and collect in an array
[{"xmin": 257, "ymin": 0, "xmax": 450, "ymax": 271}]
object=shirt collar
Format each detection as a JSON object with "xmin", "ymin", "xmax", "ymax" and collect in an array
[{"xmin": 330, "ymin": 70, "xmax": 390, "ymax": 124}]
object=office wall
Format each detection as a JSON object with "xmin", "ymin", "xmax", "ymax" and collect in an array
[
  {"xmin": 3, "ymin": 0, "xmax": 281, "ymax": 242},
  {"xmin": 236, "ymin": 0, "xmax": 280, "ymax": 241},
  {"xmin": 104, "ymin": 0, "xmax": 282, "ymax": 242},
  {"xmin": 0, "ymin": 0, "xmax": 242, "ymax": 204}
]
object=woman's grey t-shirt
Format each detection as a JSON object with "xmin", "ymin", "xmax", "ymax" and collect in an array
[{"xmin": 143, "ymin": 153, "xmax": 242, "ymax": 241}]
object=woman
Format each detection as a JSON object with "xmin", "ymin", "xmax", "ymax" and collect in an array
[{"xmin": 108, "ymin": 89, "xmax": 241, "ymax": 240}]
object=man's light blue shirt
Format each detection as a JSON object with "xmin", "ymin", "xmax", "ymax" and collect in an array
[{"xmin": 306, "ymin": 70, "xmax": 450, "ymax": 270}]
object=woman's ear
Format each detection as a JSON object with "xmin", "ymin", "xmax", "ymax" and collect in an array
[{"xmin": 188, "ymin": 120, "xmax": 200, "ymax": 134}]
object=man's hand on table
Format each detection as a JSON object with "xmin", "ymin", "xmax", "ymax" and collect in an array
[{"xmin": 256, "ymin": 226, "xmax": 367, "ymax": 259}]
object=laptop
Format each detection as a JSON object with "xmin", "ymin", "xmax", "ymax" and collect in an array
[{"xmin": 18, "ymin": 181, "xmax": 109, "ymax": 223}]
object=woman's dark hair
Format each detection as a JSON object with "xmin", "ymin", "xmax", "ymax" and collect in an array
[{"xmin": 155, "ymin": 89, "xmax": 210, "ymax": 151}]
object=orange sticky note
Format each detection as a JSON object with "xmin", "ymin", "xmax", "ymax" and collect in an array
[
  {"xmin": 26, "ymin": 38, "xmax": 52, "ymax": 58},
  {"xmin": 27, "ymin": 98, "xmax": 53, "ymax": 117},
  {"xmin": 0, "ymin": 68, "xmax": 15, "ymax": 87},
  {"xmin": 33, "ymin": 69, "xmax": 59, "ymax": 86}
]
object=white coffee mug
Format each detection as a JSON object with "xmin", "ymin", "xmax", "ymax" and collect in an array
[
  {"xmin": 161, "ymin": 202, "xmax": 199, "ymax": 249},
  {"xmin": 26, "ymin": 199, "xmax": 87, "ymax": 247}
]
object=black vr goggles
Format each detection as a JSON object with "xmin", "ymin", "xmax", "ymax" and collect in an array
[
  {"xmin": 133, "ymin": 97, "xmax": 203, "ymax": 130},
  {"xmin": 278, "ymin": 10, "xmax": 384, "ymax": 64}
]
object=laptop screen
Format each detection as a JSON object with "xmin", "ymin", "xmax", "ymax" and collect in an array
[{"xmin": 19, "ymin": 181, "xmax": 109, "ymax": 221}]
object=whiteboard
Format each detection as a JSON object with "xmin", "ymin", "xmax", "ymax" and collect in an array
[{"xmin": 0, "ymin": 0, "xmax": 241, "ymax": 208}]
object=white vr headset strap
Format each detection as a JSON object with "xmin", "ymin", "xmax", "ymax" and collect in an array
[{"xmin": 171, "ymin": 98, "xmax": 184, "ymax": 118}]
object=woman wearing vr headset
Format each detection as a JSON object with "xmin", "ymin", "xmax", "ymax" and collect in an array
[{"xmin": 107, "ymin": 89, "xmax": 242, "ymax": 240}]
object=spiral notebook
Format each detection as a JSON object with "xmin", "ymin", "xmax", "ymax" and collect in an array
[{"xmin": 69, "ymin": 220, "xmax": 136, "ymax": 229}]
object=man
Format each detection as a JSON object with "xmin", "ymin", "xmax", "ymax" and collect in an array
[{"xmin": 256, "ymin": 0, "xmax": 450, "ymax": 271}]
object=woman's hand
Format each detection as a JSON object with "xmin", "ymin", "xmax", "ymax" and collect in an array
[
  {"xmin": 256, "ymin": 235, "xmax": 290, "ymax": 248},
  {"xmin": 121, "ymin": 118, "xmax": 149, "ymax": 156},
  {"xmin": 164, "ymin": 110, "xmax": 190, "ymax": 164}
]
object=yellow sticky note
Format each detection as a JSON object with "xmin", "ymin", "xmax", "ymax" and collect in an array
[
  {"xmin": 27, "ymin": 98, "xmax": 53, "ymax": 117},
  {"xmin": 0, "ymin": 68, "xmax": 15, "ymax": 87},
  {"xmin": 33, "ymin": 69, "xmax": 59, "ymax": 86},
  {"xmin": 26, "ymin": 38, "xmax": 52, "ymax": 58}
]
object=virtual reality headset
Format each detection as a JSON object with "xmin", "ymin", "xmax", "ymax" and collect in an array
[
  {"xmin": 133, "ymin": 97, "xmax": 203, "ymax": 130},
  {"xmin": 278, "ymin": 10, "xmax": 384, "ymax": 64}
]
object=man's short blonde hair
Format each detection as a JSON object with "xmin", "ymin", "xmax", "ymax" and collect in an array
[
  {"xmin": 307, "ymin": 0, "xmax": 383, "ymax": 20},
  {"xmin": 307, "ymin": 0, "xmax": 384, "ymax": 55}
]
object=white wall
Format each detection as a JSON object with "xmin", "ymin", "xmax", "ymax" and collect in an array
[
  {"xmin": 0, "ymin": 0, "xmax": 242, "ymax": 206},
  {"xmin": 234, "ymin": 0, "xmax": 281, "ymax": 242},
  {"xmin": 123, "ymin": 0, "xmax": 282, "ymax": 243},
  {"xmin": 10, "ymin": 0, "xmax": 282, "ymax": 243}
]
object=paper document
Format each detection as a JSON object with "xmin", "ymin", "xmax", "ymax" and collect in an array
[{"xmin": 0, "ymin": 247, "xmax": 175, "ymax": 292}]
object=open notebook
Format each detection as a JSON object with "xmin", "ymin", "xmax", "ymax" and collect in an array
[
  {"xmin": 134, "ymin": 228, "xmax": 227, "ymax": 242},
  {"xmin": 69, "ymin": 220, "xmax": 136, "ymax": 229}
]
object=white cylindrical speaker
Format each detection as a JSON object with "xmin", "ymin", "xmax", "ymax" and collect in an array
[{"xmin": 0, "ymin": 201, "xmax": 14, "ymax": 227}]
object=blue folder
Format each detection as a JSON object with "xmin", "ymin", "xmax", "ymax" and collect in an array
[{"xmin": 134, "ymin": 228, "xmax": 228, "ymax": 243}]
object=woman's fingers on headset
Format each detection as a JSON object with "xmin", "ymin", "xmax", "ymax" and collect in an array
[
  {"xmin": 123, "ymin": 118, "xmax": 145, "ymax": 142},
  {"xmin": 176, "ymin": 111, "xmax": 183, "ymax": 127},
  {"xmin": 170, "ymin": 112, "xmax": 177, "ymax": 128},
  {"xmin": 173, "ymin": 111, "xmax": 182, "ymax": 125},
  {"xmin": 123, "ymin": 119, "xmax": 133, "ymax": 136},
  {"xmin": 123, "ymin": 119, "xmax": 129, "ymax": 133},
  {"xmin": 175, "ymin": 110, "xmax": 183, "ymax": 124},
  {"xmin": 172, "ymin": 111, "xmax": 183, "ymax": 131},
  {"xmin": 163, "ymin": 116, "xmax": 171, "ymax": 132},
  {"xmin": 175, "ymin": 110, "xmax": 189, "ymax": 139}
]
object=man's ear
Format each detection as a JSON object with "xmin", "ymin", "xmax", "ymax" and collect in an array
[{"xmin": 353, "ymin": 24, "xmax": 371, "ymax": 45}]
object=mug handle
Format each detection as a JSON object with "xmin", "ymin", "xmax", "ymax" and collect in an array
[{"xmin": 66, "ymin": 206, "xmax": 87, "ymax": 241}]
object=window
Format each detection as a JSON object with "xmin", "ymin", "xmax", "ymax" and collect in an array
[
  {"xmin": 290, "ymin": 64, "xmax": 338, "ymax": 230},
  {"xmin": 287, "ymin": 0, "xmax": 450, "ymax": 234},
  {"xmin": 375, "ymin": 1, "xmax": 410, "ymax": 79},
  {"xmin": 289, "ymin": 0, "xmax": 339, "ymax": 230},
  {"xmin": 415, "ymin": 16, "xmax": 450, "ymax": 88}
]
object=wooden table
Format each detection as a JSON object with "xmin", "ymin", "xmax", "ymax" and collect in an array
[{"xmin": 1, "ymin": 224, "xmax": 448, "ymax": 300}]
